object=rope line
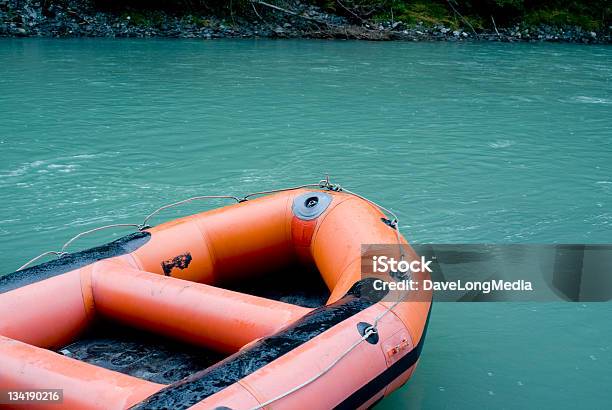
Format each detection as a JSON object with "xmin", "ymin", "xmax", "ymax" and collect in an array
[
  {"xmin": 16, "ymin": 175, "xmax": 406, "ymax": 275},
  {"xmin": 61, "ymin": 223, "xmax": 142, "ymax": 253},
  {"xmin": 241, "ymin": 183, "xmax": 324, "ymax": 201},
  {"xmin": 140, "ymin": 195, "xmax": 242, "ymax": 229},
  {"xmin": 17, "ymin": 251, "xmax": 67, "ymax": 272},
  {"xmin": 341, "ymin": 186, "xmax": 406, "ymax": 261}
]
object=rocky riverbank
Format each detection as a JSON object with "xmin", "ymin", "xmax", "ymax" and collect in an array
[{"xmin": 1, "ymin": 0, "xmax": 610, "ymax": 43}]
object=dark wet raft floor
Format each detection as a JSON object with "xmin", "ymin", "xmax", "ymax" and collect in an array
[
  {"xmin": 57, "ymin": 322, "xmax": 226, "ymax": 384},
  {"xmin": 224, "ymin": 267, "xmax": 331, "ymax": 308}
]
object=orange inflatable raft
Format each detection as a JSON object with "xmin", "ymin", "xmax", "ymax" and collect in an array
[{"xmin": 0, "ymin": 186, "xmax": 431, "ymax": 409}]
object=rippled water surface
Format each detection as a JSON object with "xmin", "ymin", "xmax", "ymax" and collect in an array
[{"xmin": 1, "ymin": 39, "xmax": 611, "ymax": 408}]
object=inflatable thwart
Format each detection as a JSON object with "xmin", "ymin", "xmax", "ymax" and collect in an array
[{"xmin": 0, "ymin": 180, "xmax": 432, "ymax": 409}]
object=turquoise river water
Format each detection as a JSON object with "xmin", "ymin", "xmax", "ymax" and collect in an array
[{"xmin": 1, "ymin": 39, "xmax": 611, "ymax": 409}]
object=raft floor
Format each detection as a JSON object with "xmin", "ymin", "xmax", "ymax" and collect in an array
[
  {"xmin": 58, "ymin": 322, "xmax": 224, "ymax": 384},
  {"xmin": 56, "ymin": 268, "xmax": 330, "ymax": 383}
]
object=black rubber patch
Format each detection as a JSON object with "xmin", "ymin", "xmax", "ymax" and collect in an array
[
  {"xmin": 130, "ymin": 278, "xmax": 388, "ymax": 410},
  {"xmin": 161, "ymin": 252, "xmax": 193, "ymax": 276},
  {"xmin": 0, "ymin": 232, "xmax": 151, "ymax": 295},
  {"xmin": 334, "ymin": 304, "xmax": 432, "ymax": 409},
  {"xmin": 357, "ymin": 322, "xmax": 379, "ymax": 345}
]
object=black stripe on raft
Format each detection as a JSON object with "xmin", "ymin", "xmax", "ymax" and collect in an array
[
  {"xmin": 130, "ymin": 278, "xmax": 389, "ymax": 410},
  {"xmin": 334, "ymin": 304, "xmax": 432, "ymax": 409},
  {"xmin": 0, "ymin": 232, "xmax": 151, "ymax": 294}
]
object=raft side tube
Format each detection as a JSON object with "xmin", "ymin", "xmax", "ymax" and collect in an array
[
  {"xmin": 130, "ymin": 191, "xmax": 300, "ymax": 284},
  {"xmin": 0, "ymin": 268, "xmax": 94, "ymax": 349},
  {"xmin": 0, "ymin": 335, "xmax": 164, "ymax": 409},
  {"xmin": 91, "ymin": 259, "xmax": 311, "ymax": 353}
]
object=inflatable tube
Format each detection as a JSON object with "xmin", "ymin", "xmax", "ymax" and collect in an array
[{"xmin": 0, "ymin": 188, "xmax": 432, "ymax": 409}]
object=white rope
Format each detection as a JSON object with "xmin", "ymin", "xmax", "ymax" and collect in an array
[
  {"xmin": 341, "ymin": 186, "xmax": 406, "ymax": 261},
  {"xmin": 17, "ymin": 251, "xmax": 67, "ymax": 271},
  {"xmin": 241, "ymin": 183, "xmax": 325, "ymax": 201},
  {"xmin": 61, "ymin": 223, "xmax": 142, "ymax": 253},
  {"xmin": 16, "ymin": 176, "xmax": 406, "ymax": 277},
  {"xmin": 140, "ymin": 195, "xmax": 241, "ymax": 228}
]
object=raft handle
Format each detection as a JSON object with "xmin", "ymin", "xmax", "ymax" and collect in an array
[
  {"xmin": 357, "ymin": 322, "xmax": 380, "ymax": 345},
  {"xmin": 381, "ymin": 217, "xmax": 398, "ymax": 230}
]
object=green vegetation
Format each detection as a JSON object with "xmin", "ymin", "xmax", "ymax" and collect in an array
[
  {"xmin": 97, "ymin": 0, "xmax": 610, "ymax": 31},
  {"xmin": 523, "ymin": 9, "xmax": 603, "ymax": 31},
  {"xmin": 377, "ymin": 2, "xmax": 458, "ymax": 26},
  {"xmin": 117, "ymin": 10, "xmax": 165, "ymax": 28},
  {"xmin": 315, "ymin": 0, "xmax": 610, "ymax": 30}
]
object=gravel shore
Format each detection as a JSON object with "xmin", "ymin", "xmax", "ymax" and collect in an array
[{"xmin": 1, "ymin": 0, "xmax": 609, "ymax": 43}]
